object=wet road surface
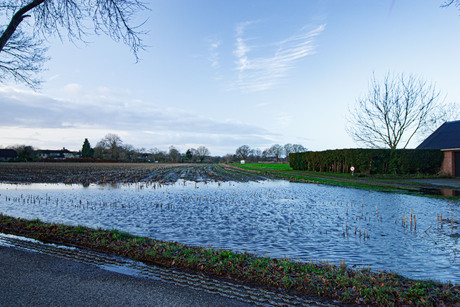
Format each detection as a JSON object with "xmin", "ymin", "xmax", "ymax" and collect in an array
[{"xmin": 0, "ymin": 246, "xmax": 251, "ymax": 307}]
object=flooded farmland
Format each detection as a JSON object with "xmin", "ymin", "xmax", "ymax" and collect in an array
[{"xmin": 0, "ymin": 178, "xmax": 459, "ymax": 284}]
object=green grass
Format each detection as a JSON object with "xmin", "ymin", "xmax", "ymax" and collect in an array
[
  {"xmin": 233, "ymin": 163, "xmax": 460, "ymax": 199},
  {"xmin": 234, "ymin": 163, "xmax": 396, "ymax": 189},
  {"xmin": 239, "ymin": 163, "xmax": 294, "ymax": 171},
  {"xmin": 236, "ymin": 163, "xmax": 447, "ymax": 179},
  {"xmin": 0, "ymin": 213, "xmax": 458, "ymax": 306}
]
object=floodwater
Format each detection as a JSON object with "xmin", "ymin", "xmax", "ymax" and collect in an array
[{"xmin": 0, "ymin": 180, "xmax": 459, "ymax": 284}]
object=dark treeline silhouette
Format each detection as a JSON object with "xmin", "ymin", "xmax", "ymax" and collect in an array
[{"xmin": 2, "ymin": 134, "xmax": 307, "ymax": 163}]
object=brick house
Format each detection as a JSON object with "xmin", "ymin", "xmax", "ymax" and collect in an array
[{"xmin": 417, "ymin": 120, "xmax": 460, "ymax": 177}]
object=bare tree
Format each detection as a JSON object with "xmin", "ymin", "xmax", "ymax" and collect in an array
[
  {"xmin": 196, "ymin": 146, "xmax": 210, "ymax": 163},
  {"xmin": 346, "ymin": 72, "xmax": 441, "ymax": 149},
  {"xmin": 168, "ymin": 146, "xmax": 180, "ymax": 163},
  {"xmin": 0, "ymin": 0, "xmax": 147, "ymax": 88},
  {"xmin": 95, "ymin": 133, "xmax": 123, "ymax": 160},
  {"xmin": 283, "ymin": 144, "xmax": 294, "ymax": 158},
  {"xmin": 272, "ymin": 144, "xmax": 284, "ymax": 161},
  {"xmin": 249, "ymin": 148, "xmax": 262, "ymax": 162},
  {"xmin": 264, "ymin": 144, "xmax": 284, "ymax": 161},
  {"xmin": 292, "ymin": 144, "xmax": 307, "ymax": 153},
  {"xmin": 284, "ymin": 143, "xmax": 306, "ymax": 161},
  {"xmin": 235, "ymin": 145, "xmax": 251, "ymax": 161}
]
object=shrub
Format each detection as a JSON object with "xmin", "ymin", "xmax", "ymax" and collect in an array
[{"xmin": 290, "ymin": 149, "xmax": 443, "ymax": 175}]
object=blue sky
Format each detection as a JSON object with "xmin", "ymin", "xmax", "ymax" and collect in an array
[{"xmin": 1, "ymin": 1, "xmax": 460, "ymax": 156}]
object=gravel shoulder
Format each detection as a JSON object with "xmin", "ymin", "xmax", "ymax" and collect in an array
[{"xmin": 0, "ymin": 245, "xmax": 250, "ymax": 307}]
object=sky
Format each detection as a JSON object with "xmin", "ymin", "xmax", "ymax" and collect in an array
[{"xmin": 1, "ymin": 0, "xmax": 460, "ymax": 156}]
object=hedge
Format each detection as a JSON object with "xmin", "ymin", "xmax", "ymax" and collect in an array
[{"xmin": 289, "ymin": 149, "xmax": 444, "ymax": 175}]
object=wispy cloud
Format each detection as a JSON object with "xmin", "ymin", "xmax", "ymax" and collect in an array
[
  {"xmin": 209, "ymin": 41, "xmax": 221, "ymax": 69},
  {"xmin": 234, "ymin": 21, "xmax": 257, "ymax": 73},
  {"xmin": 232, "ymin": 22, "xmax": 325, "ymax": 92},
  {"xmin": 207, "ymin": 38, "xmax": 222, "ymax": 80}
]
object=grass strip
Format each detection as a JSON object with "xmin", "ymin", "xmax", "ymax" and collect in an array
[
  {"xmin": 231, "ymin": 164, "xmax": 402, "ymax": 192},
  {"xmin": 233, "ymin": 163, "xmax": 460, "ymax": 199},
  {"xmin": 0, "ymin": 214, "xmax": 458, "ymax": 306}
]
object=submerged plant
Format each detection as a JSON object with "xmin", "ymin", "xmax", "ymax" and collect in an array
[{"xmin": 0, "ymin": 213, "xmax": 459, "ymax": 306}]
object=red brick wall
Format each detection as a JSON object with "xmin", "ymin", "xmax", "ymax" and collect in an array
[{"xmin": 441, "ymin": 151, "xmax": 454, "ymax": 176}]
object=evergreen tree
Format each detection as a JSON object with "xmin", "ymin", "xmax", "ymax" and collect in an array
[
  {"xmin": 185, "ymin": 149, "xmax": 193, "ymax": 161},
  {"xmin": 81, "ymin": 138, "xmax": 94, "ymax": 158}
]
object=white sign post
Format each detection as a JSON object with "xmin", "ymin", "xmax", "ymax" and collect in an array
[{"xmin": 350, "ymin": 166, "xmax": 355, "ymax": 176}]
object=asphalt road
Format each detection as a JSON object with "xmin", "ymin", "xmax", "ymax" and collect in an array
[{"xmin": 0, "ymin": 246, "xmax": 251, "ymax": 307}]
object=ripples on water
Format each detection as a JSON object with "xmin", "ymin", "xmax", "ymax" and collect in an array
[{"xmin": 0, "ymin": 180, "xmax": 459, "ymax": 283}]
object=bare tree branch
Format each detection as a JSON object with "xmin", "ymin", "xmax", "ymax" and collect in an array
[
  {"xmin": 0, "ymin": 0, "xmax": 148, "ymax": 88},
  {"xmin": 418, "ymin": 101, "xmax": 460, "ymax": 140},
  {"xmin": 0, "ymin": 29, "xmax": 48, "ymax": 88},
  {"xmin": 442, "ymin": 0, "xmax": 458, "ymax": 8}
]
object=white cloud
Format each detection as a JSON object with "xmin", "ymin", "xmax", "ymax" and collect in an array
[
  {"xmin": 232, "ymin": 22, "xmax": 325, "ymax": 92},
  {"xmin": 0, "ymin": 85, "xmax": 275, "ymax": 155}
]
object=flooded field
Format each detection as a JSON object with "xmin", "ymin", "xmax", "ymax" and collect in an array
[
  {"xmin": 0, "ymin": 163, "xmax": 266, "ymax": 184},
  {"xmin": 0, "ymin": 179, "xmax": 459, "ymax": 284}
]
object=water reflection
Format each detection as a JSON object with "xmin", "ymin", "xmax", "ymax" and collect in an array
[
  {"xmin": 418, "ymin": 187, "xmax": 460, "ymax": 197},
  {"xmin": 441, "ymin": 189, "xmax": 460, "ymax": 197},
  {"xmin": 0, "ymin": 180, "xmax": 459, "ymax": 284}
]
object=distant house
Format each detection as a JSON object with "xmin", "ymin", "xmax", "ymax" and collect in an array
[
  {"xmin": 417, "ymin": 120, "xmax": 460, "ymax": 177},
  {"xmin": 36, "ymin": 147, "xmax": 80, "ymax": 160},
  {"xmin": 0, "ymin": 149, "xmax": 18, "ymax": 161}
]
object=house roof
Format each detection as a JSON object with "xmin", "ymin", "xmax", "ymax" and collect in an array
[
  {"xmin": 37, "ymin": 148, "xmax": 71, "ymax": 155},
  {"xmin": 0, "ymin": 149, "xmax": 18, "ymax": 158},
  {"xmin": 417, "ymin": 120, "xmax": 460, "ymax": 150}
]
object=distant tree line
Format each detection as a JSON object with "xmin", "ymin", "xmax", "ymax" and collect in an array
[
  {"xmin": 228, "ymin": 144, "xmax": 307, "ymax": 163},
  {"xmin": 82, "ymin": 134, "xmax": 215, "ymax": 163},
  {"xmin": 4, "ymin": 145, "xmax": 35, "ymax": 161},
  {"xmin": 3, "ymin": 133, "xmax": 307, "ymax": 163}
]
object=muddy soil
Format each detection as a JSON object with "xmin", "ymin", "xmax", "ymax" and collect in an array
[{"xmin": 0, "ymin": 163, "xmax": 267, "ymax": 185}]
